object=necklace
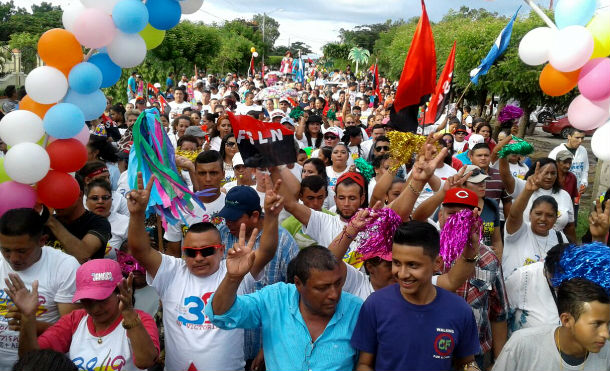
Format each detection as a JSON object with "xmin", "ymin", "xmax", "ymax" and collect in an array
[
  {"xmin": 556, "ymin": 327, "xmax": 588, "ymax": 370},
  {"xmin": 531, "ymin": 231, "xmax": 549, "ymax": 261}
]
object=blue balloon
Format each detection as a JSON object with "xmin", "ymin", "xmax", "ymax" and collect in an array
[
  {"xmin": 68, "ymin": 62, "xmax": 103, "ymax": 95},
  {"xmin": 43, "ymin": 103, "xmax": 85, "ymax": 139},
  {"xmin": 112, "ymin": 0, "xmax": 149, "ymax": 34},
  {"xmin": 63, "ymin": 89, "xmax": 107, "ymax": 121},
  {"xmin": 88, "ymin": 53, "xmax": 122, "ymax": 88},
  {"xmin": 146, "ymin": 0, "xmax": 181, "ymax": 31},
  {"xmin": 555, "ymin": 0, "xmax": 597, "ymax": 29}
]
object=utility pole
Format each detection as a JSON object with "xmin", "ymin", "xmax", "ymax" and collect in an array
[
  {"xmin": 549, "ymin": 0, "xmax": 553, "ymax": 9},
  {"xmin": 262, "ymin": 12, "xmax": 266, "ymax": 73}
]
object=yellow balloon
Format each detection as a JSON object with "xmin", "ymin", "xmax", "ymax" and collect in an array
[
  {"xmin": 250, "ymin": 47, "xmax": 256, "ymax": 53},
  {"xmin": 139, "ymin": 24, "xmax": 166, "ymax": 50},
  {"xmin": 587, "ymin": 11, "xmax": 610, "ymax": 58}
]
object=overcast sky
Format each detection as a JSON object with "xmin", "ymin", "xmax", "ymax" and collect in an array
[{"xmin": 18, "ymin": 0, "xmax": 610, "ymax": 53}]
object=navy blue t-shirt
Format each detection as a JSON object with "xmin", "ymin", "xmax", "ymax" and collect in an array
[{"xmin": 351, "ymin": 284, "xmax": 480, "ymax": 371}]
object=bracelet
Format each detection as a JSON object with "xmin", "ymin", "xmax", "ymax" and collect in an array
[
  {"xmin": 463, "ymin": 360, "xmax": 481, "ymax": 371},
  {"xmin": 343, "ymin": 226, "xmax": 357, "ymax": 240},
  {"xmin": 462, "ymin": 254, "xmax": 480, "ymax": 263},
  {"xmin": 408, "ymin": 183, "xmax": 422, "ymax": 195},
  {"xmin": 122, "ymin": 314, "xmax": 141, "ymax": 330}
]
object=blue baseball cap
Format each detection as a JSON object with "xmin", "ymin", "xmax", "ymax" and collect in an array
[{"xmin": 218, "ymin": 186, "xmax": 261, "ymax": 221}]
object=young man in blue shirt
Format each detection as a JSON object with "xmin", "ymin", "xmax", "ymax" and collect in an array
[{"xmin": 351, "ymin": 220, "xmax": 481, "ymax": 371}]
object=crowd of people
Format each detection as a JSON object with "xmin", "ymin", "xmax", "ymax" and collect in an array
[{"xmin": 1, "ymin": 64, "xmax": 609, "ymax": 371}]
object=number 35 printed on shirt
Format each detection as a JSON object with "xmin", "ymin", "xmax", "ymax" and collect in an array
[{"xmin": 177, "ymin": 292, "xmax": 214, "ymax": 325}]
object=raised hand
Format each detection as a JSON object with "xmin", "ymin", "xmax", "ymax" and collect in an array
[
  {"xmin": 126, "ymin": 172, "xmax": 155, "ymax": 215},
  {"xmin": 525, "ymin": 162, "xmax": 542, "ymax": 192},
  {"xmin": 117, "ymin": 273, "xmax": 135, "ymax": 314},
  {"xmin": 5, "ymin": 304, "xmax": 22, "ymax": 331},
  {"xmin": 175, "ymin": 156, "xmax": 195, "ymax": 172},
  {"xmin": 411, "ymin": 135, "xmax": 449, "ymax": 183},
  {"xmin": 589, "ymin": 200, "xmax": 610, "ymax": 241},
  {"xmin": 444, "ymin": 166, "xmax": 472, "ymax": 192},
  {"xmin": 263, "ymin": 175, "xmax": 284, "ymax": 217},
  {"xmin": 4, "ymin": 274, "xmax": 39, "ymax": 318},
  {"xmin": 226, "ymin": 224, "xmax": 258, "ymax": 280}
]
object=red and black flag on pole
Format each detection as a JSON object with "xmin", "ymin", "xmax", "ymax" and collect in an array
[
  {"xmin": 424, "ymin": 41, "xmax": 456, "ymax": 125},
  {"xmin": 227, "ymin": 112, "xmax": 297, "ymax": 168},
  {"xmin": 369, "ymin": 62, "xmax": 381, "ymax": 101},
  {"xmin": 249, "ymin": 55, "xmax": 255, "ymax": 77},
  {"xmin": 389, "ymin": 0, "xmax": 436, "ymax": 133}
]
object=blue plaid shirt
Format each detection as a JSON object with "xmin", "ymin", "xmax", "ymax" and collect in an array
[{"xmin": 219, "ymin": 224, "xmax": 299, "ymax": 360}]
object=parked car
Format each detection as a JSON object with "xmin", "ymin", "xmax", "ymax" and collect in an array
[{"xmin": 542, "ymin": 116, "xmax": 596, "ymax": 138}]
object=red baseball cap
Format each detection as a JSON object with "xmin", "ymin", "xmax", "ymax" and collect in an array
[{"xmin": 442, "ymin": 187, "xmax": 478, "ymax": 209}]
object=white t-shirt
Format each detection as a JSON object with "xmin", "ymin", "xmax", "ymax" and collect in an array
[
  {"xmin": 163, "ymin": 193, "xmax": 226, "ymax": 242},
  {"xmin": 410, "ymin": 164, "xmax": 457, "ymax": 209},
  {"xmin": 105, "ymin": 211, "xmax": 129, "ymax": 260},
  {"xmin": 147, "ymin": 254, "xmax": 256, "ymax": 371},
  {"xmin": 502, "ymin": 222, "xmax": 565, "ymax": 279},
  {"xmin": 342, "ymin": 263, "xmax": 374, "ymax": 300},
  {"xmin": 0, "ymin": 247, "xmax": 79, "ymax": 369},
  {"xmin": 134, "ymin": 285, "xmax": 160, "ymax": 318},
  {"xmin": 453, "ymin": 140, "xmax": 468, "ymax": 154},
  {"xmin": 505, "ymin": 262, "xmax": 559, "ymax": 332},
  {"xmin": 169, "ymin": 101, "xmax": 193, "ymax": 119},
  {"xmin": 326, "ymin": 166, "xmax": 349, "ymax": 188},
  {"xmin": 511, "ymin": 178, "xmax": 574, "ymax": 232},
  {"xmin": 234, "ymin": 103, "xmax": 261, "ymax": 115},
  {"xmin": 116, "ymin": 170, "xmax": 130, "ymax": 198},
  {"xmin": 209, "ymin": 136, "xmax": 222, "ymax": 152}
]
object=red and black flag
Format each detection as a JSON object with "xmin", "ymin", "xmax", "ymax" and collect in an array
[
  {"xmin": 369, "ymin": 62, "xmax": 381, "ymax": 100},
  {"xmin": 424, "ymin": 41, "xmax": 456, "ymax": 125},
  {"xmin": 390, "ymin": 0, "xmax": 436, "ymax": 132},
  {"xmin": 227, "ymin": 112, "xmax": 297, "ymax": 168}
]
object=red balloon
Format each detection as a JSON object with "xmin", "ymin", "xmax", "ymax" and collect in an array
[
  {"xmin": 37, "ymin": 171, "xmax": 80, "ymax": 209},
  {"xmin": 46, "ymin": 139, "xmax": 88, "ymax": 173}
]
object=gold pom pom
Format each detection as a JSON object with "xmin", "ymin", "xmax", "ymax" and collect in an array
[{"xmin": 387, "ymin": 132, "xmax": 428, "ymax": 171}]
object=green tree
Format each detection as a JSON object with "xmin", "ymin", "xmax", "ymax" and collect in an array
[
  {"xmin": 8, "ymin": 32, "xmax": 37, "ymax": 73},
  {"xmin": 322, "ymin": 42, "xmax": 353, "ymax": 60},
  {"xmin": 253, "ymin": 13, "xmax": 279, "ymax": 49},
  {"xmin": 348, "ymin": 46, "xmax": 370, "ymax": 75},
  {"xmin": 339, "ymin": 20, "xmax": 402, "ymax": 52},
  {"xmin": 0, "ymin": 1, "xmax": 61, "ymax": 42}
]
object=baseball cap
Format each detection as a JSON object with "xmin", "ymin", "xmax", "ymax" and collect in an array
[
  {"xmin": 468, "ymin": 134, "xmax": 485, "ymax": 149},
  {"xmin": 218, "ymin": 186, "xmax": 261, "ymax": 221},
  {"xmin": 184, "ymin": 126, "xmax": 206, "ymax": 138},
  {"xmin": 153, "ymin": 82, "xmax": 161, "ymax": 89},
  {"xmin": 556, "ymin": 150, "xmax": 574, "ymax": 162},
  {"xmin": 324, "ymin": 127, "xmax": 342, "ymax": 137},
  {"xmin": 72, "ymin": 259, "xmax": 122, "ymax": 303},
  {"xmin": 280, "ymin": 117, "xmax": 295, "ymax": 127},
  {"xmin": 464, "ymin": 165, "xmax": 490, "ymax": 184},
  {"xmin": 232, "ymin": 152, "xmax": 244, "ymax": 168},
  {"xmin": 270, "ymin": 110, "xmax": 286, "ymax": 119},
  {"xmin": 442, "ymin": 188, "xmax": 479, "ymax": 209}
]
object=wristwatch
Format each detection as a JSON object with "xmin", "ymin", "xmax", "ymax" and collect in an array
[
  {"xmin": 122, "ymin": 314, "xmax": 141, "ymax": 330},
  {"xmin": 463, "ymin": 360, "xmax": 481, "ymax": 371},
  {"xmin": 462, "ymin": 254, "xmax": 480, "ymax": 263}
]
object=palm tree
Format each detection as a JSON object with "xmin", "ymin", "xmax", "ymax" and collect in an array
[{"xmin": 348, "ymin": 47, "xmax": 370, "ymax": 75}]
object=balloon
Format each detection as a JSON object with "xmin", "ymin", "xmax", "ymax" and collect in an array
[
  {"xmin": 252, "ymin": 52, "xmax": 259, "ymax": 58},
  {"xmin": 62, "ymin": 1, "xmax": 86, "ymax": 32},
  {"xmin": 62, "ymin": 89, "xmax": 107, "ymax": 121},
  {"xmin": 43, "ymin": 103, "xmax": 85, "ymax": 139},
  {"xmin": 0, "ymin": 181, "xmax": 37, "ymax": 217},
  {"xmin": 80, "ymin": 0, "xmax": 120, "ymax": 14},
  {"xmin": 591, "ymin": 121, "xmax": 610, "ymax": 161},
  {"xmin": 578, "ymin": 58, "xmax": 610, "ymax": 101},
  {"xmin": 68, "ymin": 62, "xmax": 103, "ymax": 95},
  {"xmin": 180, "ymin": 0, "xmax": 204, "ymax": 14},
  {"xmin": 107, "ymin": 31, "xmax": 147, "ymax": 68},
  {"xmin": 46, "ymin": 139, "xmax": 88, "ymax": 172},
  {"xmin": 518, "ymin": 27, "xmax": 556, "ymax": 66},
  {"xmin": 37, "ymin": 28, "xmax": 83, "ymax": 70},
  {"xmin": 19, "ymin": 95, "xmax": 55, "ymax": 118},
  {"xmin": 555, "ymin": 0, "xmax": 596, "ymax": 29},
  {"xmin": 539, "ymin": 64, "xmax": 580, "ymax": 96},
  {"xmin": 37, "ymin": 170, "xmax": 80, "ymax": 209},
  {"xmin": 0, "ymin": 158, "xmax": 10, "ymax": 183},
  {"xmin": 587, "ymin": 11, "xmax": 610, "ymax": 58},
  {"xmin": 145, "ymin": 0, "xmax": 181, "ymax": 30},
  {"xmin": 251, "ymin": 47, "xmax": 256, "ymax": 53},
  {"xmin": 74, "ymin": 124, "xmax": 92, "ymax": 145},
  {"xmin": 0, "ymin": 110, "xmax": 45, "ymax": 146},
  {"xmin": 567, "ymin": 95, "xmax": 610, "ymax": 131},
  {"xmin": 72, "ymin": 8, "xmax": 116, "ymax": 48},
  {"xmin": 3, "ymin": 143, "xmax": 50, "ymax": 184},
  {"xmin": 139, "ymin": 24, "xmax": 165, "ymax": 49},
  {"xmin": 88, "ymin": 53, "xmax": 122, "ymax": 88},
  {"xmin": 112, "ymin": 0, "xmax": 149, "ymax": 34},
  {"xmin": 549, "ymin": 25, "xmax": 594, "ymax": 72},
  {"xmin": 25, "ymin": 66, "xmax": 69, "ymax": 104}
]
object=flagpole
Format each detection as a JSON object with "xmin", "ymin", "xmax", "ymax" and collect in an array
[
  {"xmin": 522, "ymin": 0, "xmax": 557, "ymax": 29},
  {"xmin": 456, "ymin": 81, "xmax": 472, "ymax": 106}
]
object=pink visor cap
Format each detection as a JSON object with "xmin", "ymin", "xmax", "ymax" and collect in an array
[{"xmin": 72, "ymin": 259, "xmax": 122, "ymax": 303}]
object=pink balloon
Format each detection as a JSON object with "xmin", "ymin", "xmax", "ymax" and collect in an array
[
  {"xmin": 48, "ymin": 124, "xmax": 90, "ymax": 145},
  {"xmin": 72, "ymin": 8, "xmax": 116, "ymax": 48},
  {"xmin": 0, "ymin": 181, "xmax": 37, "ymax": 217},
  {"xmin": 567, "ymin": 94, "xmax": 610, "ymax": 130},
  {"xmin": 578, "ymin": 58, "xmax": 610, "ymax": 101}
]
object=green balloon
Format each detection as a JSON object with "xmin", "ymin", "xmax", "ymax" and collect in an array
[
  {"xmin": 139, "ymin": 24, "xmax": 166, "ymax": 50},
  {"xmin": 0, "ymin": 158, "xmax": 10, "ymax": 183}
]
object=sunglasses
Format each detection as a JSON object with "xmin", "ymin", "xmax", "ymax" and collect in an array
[
  {"xmin": 469, "ymin": 169, "xmax": 486, "ymax": 177},
  {"xmin": 182, "ymin": 244, "xmax": 223, "ymax": 258},
  {"xmin": 89, "ymin": 195, "xmax": 111, "ymax": 201},
  {"xmin": 324, "ymin": 135, "xmax": 338, "ymax": 140},
  {"xmin": 345, "ymin": 121, "xmax": 355, "ymax": 124},
  {"xmin": 225, "ymin": 142, "xmax": 237, "ymax": 147},
  {"xmin": 375, "ymin": 146, "xmax": 390, "ymax": 152}
]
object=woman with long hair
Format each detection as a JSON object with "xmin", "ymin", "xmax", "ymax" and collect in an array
[
  {"xmin": 296, "ymin": 115, "xmax": 323, "ymax": 149},
  {"xmin": 209, "ymin": 114, "xmax": 232, "ymax": 152},
  {"xmin": 218, "ymin": 133, "xmax": 239, "ymax": 185},
  {"xmin": 168, "ymin": 114, "xmax": 193, "ymax": 149}
]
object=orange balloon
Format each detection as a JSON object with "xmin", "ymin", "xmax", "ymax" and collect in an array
[
  {"xmin": 19, "ymin": 95, "xmax": 55, "ymax": 118},
  {"xmin": 37, "ymin": 28, "xmax": 83, "ymax": 70},
  {"xmin": 539, "ymin": 64, "xmax": 580, "ymax": 97}
]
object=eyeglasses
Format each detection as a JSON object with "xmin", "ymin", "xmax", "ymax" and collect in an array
[
  {"xmin": 375, "ymin": 146, "xmax": 390, "ymax": 152},
  {"xmin": 324, "ymin": 135, "xmax": 338, "ymax": 140},
  {"xmin": 469, "ymin": 169, "xmax": 486, "ymax": 177},
  {"xmin": 225, "ymin": 142, "xmax": 237, "ymax": 147},
  {"xmin": 182, "ymin": 244, "xmax": 223, "ymax": 258},
  {"xmin": 89, "ymin": 195, "xmax": 111, "ymax": 202},
  {"xmin": 345, "ymin": 121, "xmax": 355, "ymax": 124}
]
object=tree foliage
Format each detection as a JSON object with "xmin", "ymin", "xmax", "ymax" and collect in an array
[
  {"xmin": 322, "ymin": 42, "xmax": 354, "ymax": 60},
  {"xmin": 252, "ymin": 13, "xmax": 279, "ymax": 49},
  {"xmin": 0, "ymin": 1, "xmax": 61, "ymax": 42},
  {"xmin": 339, "ymin": 20, "xmax": 402, "ymax": 52}
]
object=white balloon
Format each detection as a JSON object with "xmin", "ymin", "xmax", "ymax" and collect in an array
[
  {"xmin": 0, "ymin": 110, "xmax": 45, "ymax": 146},
  {"xmin": 591, "ymin": 121, "xmax": 610, "ymax": 161},
  {"xmin": 180, "ymin": 0, "xmax": 204, "ymax": 14},
  {"xmin": 252, "ymin": 52, "xmax": 259, "ymax": 58},
  {"xmin": 80, "ymin": 0, "xmax": 120, "ymax": 14},
  {"xmin": 518, "ymin": 27, "xmax": 556, "ymax": 66},
  {"xmin": 549, "ymin": 25, "xmax": 594, "ymax": 72},
  {"xmin": 62, "ymin": 1, "xmax": 86, "ymax": 32},
  {"xmin": 107, "ymin": 31, "xmax": 147, "ymax": 68},
  {"xmin": 4, "ymin": 143, "xmax": 50, "ymax": 184},
  {"xmin": 25, "ymin": 66, "xmax": 69, "ymax": 104}
]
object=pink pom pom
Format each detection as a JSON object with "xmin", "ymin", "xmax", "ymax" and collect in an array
[
  {"xmin": 354, "ymin": 208, "xmax": 402, "ymax": 261},
  {"xmin": 439, "ymin": 209, "xmax": 482, "ymax": 269}
]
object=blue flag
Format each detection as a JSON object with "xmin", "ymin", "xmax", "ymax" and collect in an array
[{"xmin": 470, "ymin": 6, "xmax": 521, "ymax": 84}]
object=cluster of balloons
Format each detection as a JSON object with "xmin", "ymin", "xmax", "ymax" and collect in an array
[
  {"xmin": 518, "ymin": 0, "xmax": 610, "ymax": 161},
  {"xmin": 0, "ymin": 0, "xmax": 204, "ymax": 216},
  {"xmin": 251, "ymin": 46, "xmax": 259, "ymax": 58}
]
